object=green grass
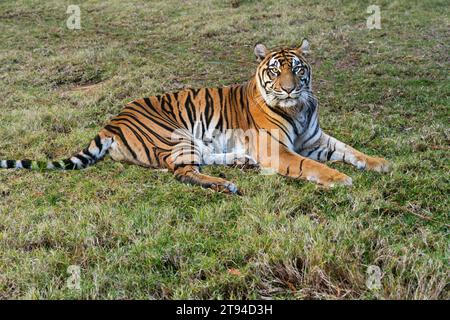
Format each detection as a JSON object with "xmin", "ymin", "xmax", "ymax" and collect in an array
[{"xmin": 0, "ymin": 0, "xmax": 448, "ymax": 299}]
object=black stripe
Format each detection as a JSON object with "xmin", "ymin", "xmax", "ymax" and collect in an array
[
  {"xmin": 317, "ymin": 149, "xmax": 324, "ymax": 160},
  {"xmin": 52, "ymin": 161, "xmax": 63, "ymax": 169},
  {"xmin": 115, "ymin": 113, "xmax": 158, "ymax": 144},
  {"xmin": 190, "ymin": 91, "xmax": 198, "ymax": 124},
  {"xmin": 132, "ymin": 100, "xmax": 173, "ymax": 125},
  {"xmin": 230, "ymin": 86, "xmax": 237, "ymax": 126},
  {"xmin": 191, "ymin": 88, "xmax": 202, "ymax": 99},
  {"xmin": 305, "ymin": 145, "xmax": 321, "ymax": 157},
  {"xmin": 298, "ymin": 158, "xmax": 305, "ymax": 177},
  {"xmin": 113, "ymin": 118, "xmax": 153, "ymax": 164},
  {"xmin": 327, "ymin": 150, "xmax": 335, "ymax": 161},
  {"xmin": 216, "ymin": 88, "xmax": 224, "ymax": 131},
  {"xmin": 104, "ymin": 124, "xmax": 138, "ymax": 159},
  {"xmin": 6, "ymin": 160, "xmax": 15, "ymax": 168},
  {"xmin": 184, "ymin": 94, "xmax": 196, "ymax": 127},
  {"xmin": 21, "ymin": 159, "xmax": 32, "ymax": 169},
  {"xmin": 266, "ymin": 117, "xmax": 294, "ymax": 146},
  {"xmin": 63, "ymin": 159, "xmax": 77, "ymax": 170},
  {"xmin": 265, "ymin": 130, "xmax": 289, "ymax": 149},
  {"xmin": 204, "ymin": 89, "xmax": 214, "ymax": 125},
  {"xmin": 139, "ymin": 98, "xmax": 177, "ymax": 126},
  {"xmin": 161, "ymin": 152, "xmax": 173, "ymax": 165},
  {"xmin": 143, "ymin": 97, "xmax": 153, "ymax": 109},
  {"xmin": 268, "ymin": 105, "xmax": 299, "ymax": 136},
  {"xmin": 116, "ymin": 111, "xmax": 174, "ymax": 147},
  {"xmin": 160, "ymin": 95, "xmax": 171, "ymax": 114},
  {"xmin": 174, "ymin": 162, "xmax": 201, "ymax": 171},
  {"xmin": 82, "ymin": 148, "xmax": 95, "ymax": 160},
  {"xmin": 94, "ymin": 135, "xmax": 103, "ymax": 151},
  {"xmin": 130, "ymin": 102, "xmax": 178, "ymax": 133},
  {"xmin": 222, "ymin": 87, "xmax": 230, "ymax": 129},
  {"xmin": 239, "ymin": 86, "xmax": 252, "ymax": 129},
  {"xmin": 75, "ymin": 154, "xmax": 90, "ymax": 166},
  {"xmin": 301, "ymin": 124, "xmax": 320, "ymax": 148}
]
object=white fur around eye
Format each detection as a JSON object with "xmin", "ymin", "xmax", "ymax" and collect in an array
[
  {"xmin": 269, "ymin": 57, "xmax": 280, "ymax": 68},
  {"xmin": 292, "ymin": 57, "xmax": 301, "ymax": 67}
]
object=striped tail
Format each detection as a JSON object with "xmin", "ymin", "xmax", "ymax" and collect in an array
[{"xmin": 0, "ymin": 133, "xmax": 113, "ymax": 170}]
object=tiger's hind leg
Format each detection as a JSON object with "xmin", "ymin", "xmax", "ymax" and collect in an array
[
  {"xmin": 161, "ymin": 138, "xmax": 239, "ymax": 194},
  {"xmin": 103, "ymin": 122, "xmax": 240, "ymax": 194},
  {"xmin": 173, "ymin": 164, "xmax": 240, "ymax": 194}
]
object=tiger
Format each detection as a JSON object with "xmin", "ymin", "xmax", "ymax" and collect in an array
[{"xmin": 0, "ymin": 39, "xmax": 390, "ymax": 194}]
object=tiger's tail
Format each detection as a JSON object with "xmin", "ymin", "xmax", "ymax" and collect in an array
[{"xmin": 0, "ymin": 131, "xmax": 113, "ymax": 171}]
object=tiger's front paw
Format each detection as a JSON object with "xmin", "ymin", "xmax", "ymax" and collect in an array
[
  {"xmin": 358, "ymin": 157, "xmax": 391, "ymax": 173},
  {"xmin": 308, "ymin": 169, "xmax": 353, "ymax": 188}
]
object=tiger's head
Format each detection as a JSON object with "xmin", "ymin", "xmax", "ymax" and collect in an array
[{"xmin": 254, "ymin": 40, "xmax": 312, "ymax": 109}]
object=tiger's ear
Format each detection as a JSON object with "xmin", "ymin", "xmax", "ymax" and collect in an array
[
  {"xmin": 254, "ymin": 43, "xmax": 269, "ymax": 61},
  {"xmin": 296, "ymin": 39, "xmax": 310, "ymax": 56}
]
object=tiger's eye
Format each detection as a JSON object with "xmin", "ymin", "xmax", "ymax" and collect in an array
[
  {"xmin": 269, "ymin": 67, "xmax": 279, "ymax": 76},
  {"xmin": 294, "ymin": 67, "xmax": 305, "ymax": 75}
]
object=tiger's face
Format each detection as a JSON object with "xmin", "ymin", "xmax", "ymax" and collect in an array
[{"xmin": 254, "ymin": 40, "xmax": 312, "ymax": 108}]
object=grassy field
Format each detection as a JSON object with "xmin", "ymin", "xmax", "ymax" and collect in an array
[{"xmin": 0, "ymin": 0, "xmax": 448, "ymax": 299}]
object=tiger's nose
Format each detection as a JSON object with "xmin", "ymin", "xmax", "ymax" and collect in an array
[{"xmin": 281, "ymin": 84, "xmax": 295, "ymax": 94}]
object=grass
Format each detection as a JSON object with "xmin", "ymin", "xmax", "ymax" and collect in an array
[{"xmin": 0, "ymin": 0, "xmax": 448, "ymax": 299}]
